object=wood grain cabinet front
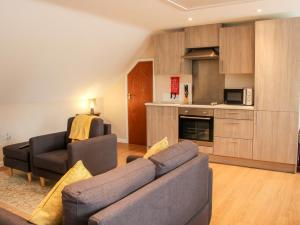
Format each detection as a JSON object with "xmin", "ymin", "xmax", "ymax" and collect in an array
[
  {"xmin": 154, "ymin": 32, "xmax": 191, "ymax": 75},
  {"xmin": 253, "ymin": 111, "xmax": 298, "ymax": 164},
  {"xmin": 219, "ymin": 24, "xmax": 254, "ymax": 74},
  {"xmin": 214, "ymin": 137, "xmax": 253, "ymax": 159},
  {"xmin": 185, "ymin": 24, "xmax": 221, "ymax": 48},
  {"xmin": 146, "ymin": 106, "xmax": 178, "ymax": 147},
  {"xmin": 255, "ymin": 18, "xmax": 300, "ymax": 112},
  {"xmin": 214, "ymin": 118, "xmax": 254, "ymax": 140}
]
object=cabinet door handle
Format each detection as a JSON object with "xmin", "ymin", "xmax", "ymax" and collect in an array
[{"xmin": 227, "ymin": 122, "xmax": 240, "ymax": 125}]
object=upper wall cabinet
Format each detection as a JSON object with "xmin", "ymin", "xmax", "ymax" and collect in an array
[
  {"xmin": 255, "ymin": 18, "xmax": 300, "ymax": 112},
  {"xmin": 154, "ymin": 32, "xmax": 192, "ymax": 75},
  {"xmin": 219, "ymin": 24, "xmax": 254, "ymax": 74},
  {"xmin": 185, "ymin": 24, "xmax": 221, "ymax": 48}
]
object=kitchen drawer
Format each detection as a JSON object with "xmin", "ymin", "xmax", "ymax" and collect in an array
[
  {"xmin": 214, "ymin": 137, "xmax": 253, "ymax": 159},
  {"xmin": 214, "ymin": 109, "xmax": 254, "ymax": 120},
  {"xmin": 179, "ymin": 107, "xmax": 214, "ymax": 116},
  {"xmin": 214, "ymin": 118, "xmax": 254, "ymax": 139},
  {"xmin": 198, "ymin": 146, "xmax": 213, "ymax": 154}
]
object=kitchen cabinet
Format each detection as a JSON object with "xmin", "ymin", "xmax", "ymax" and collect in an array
[
  {"xmin": 146, "ymin": 106, "xmax": 178, "ymax": 147},
  {"xmin": 154, "ymin": 32, "xmax": 191, "ymax": 75},
  {"xmin": 214, "ymin": 137, "xmax": 253, "ymax": 159},
  {"xmin": 253, "ymin": 111, "xmax": 298, "ymax": 164},
  {"xmin": 185, "ymin": 24, "xmax": 221, "ymax": 48},
  {"xmin": 214, "ymin": 118, "xmax": 254, "ymax": 140},
  {"xmin": 214, "ymin": 109, "xmax": 254, "ymax": 120},
  {"xmin": 219, "ymin": 24, "xmax": 254, "ymax": 74},
  {"xmin": 255, "ymin": 18, "xmax": 300, "ymax": 112},
  {"xmin": 213, "ymin": 109, "xmax": 254, "ymax": 159}
]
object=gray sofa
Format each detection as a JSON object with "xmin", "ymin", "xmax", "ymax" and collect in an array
[{"xmin": 0, "ymin": 141, "xmax": 212, "ymax": 225}]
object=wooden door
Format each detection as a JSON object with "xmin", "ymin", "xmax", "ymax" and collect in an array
[
  {"xmin": 255, "ymin": 18, "xmax": 300, "ymax": 112},
  {"xmin": 253, "ymin": 111, "xmax": 298, "ymax": 164},
  {"xmin": 220, "ymin": 24, "xmax": 254, "ymax": 74},
  {"xmin": 128, "ymin": 61, "xmax": 153, "ymax": 145}
]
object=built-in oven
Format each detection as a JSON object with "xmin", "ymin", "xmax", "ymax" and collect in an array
[{"xmin": 179, "ymin": 108, "xmax": 214, "ymax": 147}]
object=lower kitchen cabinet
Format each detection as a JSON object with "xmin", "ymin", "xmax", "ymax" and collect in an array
[
  {"xmin": 253, "ymin": 111, "xmax": 298, "ymax": 164},
  {"xmin": 214, "ymin": 118, "xmax": 254, "ymax": 139},
  {"xmin": 146, "ymin": 106, "xmax": 178, "ymax": 147},
  {"xmin": 214, "ymin": 137, "xmax": 253, "ymax": 159}
]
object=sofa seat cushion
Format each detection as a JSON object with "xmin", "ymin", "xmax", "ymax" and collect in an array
[
  {"xmin": 34, "ymin": 150, "xmax": 68, "ymax": 174},
  {"xmin": 3, "ymin": 142, "xmax": 29, "ymax": 161},
  {"xmin": 62, "ymin": 158, "xmax": 156, "ymax": 225},
  {"xmin": 149, "ymin": 140, "xmax": 199, "ymax": 177}
]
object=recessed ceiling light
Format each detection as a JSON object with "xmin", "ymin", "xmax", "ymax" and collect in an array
[
  {"xmin": 188, "ymin": 17, "xmax": 193, "ymax": 21},
  {"xmin": 257, "ymin": 8, "xmax": 262, "ymax": 13}
]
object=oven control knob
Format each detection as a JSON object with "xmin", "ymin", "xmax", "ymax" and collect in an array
[{"xmin": 185, "ymin": 110, "xmax": 188, "ymax": 114}]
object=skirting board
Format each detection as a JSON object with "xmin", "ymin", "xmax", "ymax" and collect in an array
[
  {"xmin": 209, "ymin": 155, "xmax": 296, "ymax": 174},
  {"xmin": 117, "ymin": 138, "xmax": 128, "ymax": 144}
]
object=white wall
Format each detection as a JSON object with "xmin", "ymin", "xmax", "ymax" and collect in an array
[{"xmin": 0, "ymin": 0, "xmax": 152, "ymax": 163}]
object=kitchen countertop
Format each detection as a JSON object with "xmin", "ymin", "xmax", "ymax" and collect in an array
[{"xmin": 145, "ymin": 102, "xmax": 254, "ymax": 110}]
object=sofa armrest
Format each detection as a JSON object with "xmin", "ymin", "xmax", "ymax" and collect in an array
[
  {"xmin": 67, "ymin": 134, "xmax": 117, "ymax": 176},
  {"xmin": 0, "ymin": 208, "xmax": 31, "ymax": 225},
  {"xmin": 126, "ymin": 155, "xmax": 142, "ymax": 163},
  {"xmin": 29, "ymin": 131, "xmax": 66, "ymax": 156}
]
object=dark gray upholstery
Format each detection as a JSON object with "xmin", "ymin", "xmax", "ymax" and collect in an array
[
  {"xmin": 0, "ymin": 208, "xmax": 31, "ymax": 225},
  {"xmin": 30, "ymin": 117, "xmax": 115, "ymax": 180},
  {"xmin": 3, "ymin": 142, "xmax": 29, "ymax": 161},
  {"xmin": 33, "ymin": 149, "xmax": 68, "ymax": 174},
  {"xmin": 149, "ymin": 140, "xmax": 199, "ymax": 177},
  {"xmin": 67, "ymin": 134, "xmax": 117, "ymax": 176},
  {"xmin": 126, "ymin": 155, "xmax": 142, "ymax": 163},
  {"xmin": 62, "ymin": 158, "xmax": 156, "ymax": 225},
  {"xmin": 0, "ymin": 142, "xmax": 212, "ymax": 225},
  {"xmin": 88, "ymin": 154, "xmax": 210, "ymax": 225},
  {"xmin": 3, "ymin": 142, "xmax": 30, "ymax": 173}
]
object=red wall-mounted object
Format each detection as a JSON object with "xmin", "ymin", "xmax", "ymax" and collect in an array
[{"xmin": 170, "ymin": 76, "xmax": 180, "ymax": 99}]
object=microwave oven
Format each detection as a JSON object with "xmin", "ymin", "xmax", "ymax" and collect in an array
[{"xmin": 224, "ymin": 88, "xmax": 253, "ymax": 105}]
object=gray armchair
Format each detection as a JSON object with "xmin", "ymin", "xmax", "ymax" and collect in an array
[{"xmin": 29, "ymin": 117, "xmax": 117, "ymax": 186}]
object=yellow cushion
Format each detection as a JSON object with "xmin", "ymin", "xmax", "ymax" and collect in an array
[
  {"xmin": 29, "ymin": 161, "xmax": 92, "ymax": 225},
  {"xmin": 143, "ymin": 137, "xmax": 169, "ymax": 159}
]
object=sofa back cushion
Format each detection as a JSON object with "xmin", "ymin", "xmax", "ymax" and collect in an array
[
  {"xmin": 62, "ymin": 158, "xmax": 155, "ymax": 225},
  {"xmin": 88, "ymin": 154, "xmax": 210, "ymax": 225},
  {"xmin": 149, "ymin": 140, "xmax": 199, "ymax": 177}
]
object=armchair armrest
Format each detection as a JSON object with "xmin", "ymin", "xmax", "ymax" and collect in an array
[
  {"xmin": 67, "ymin": 134, "xmax": 117, "ymax": 176},
  {"xmin": 29, "ymin": 131, "xmax": 66, "ymax": 155},
  {"xmin": 0, "ymin": 208, "xmax": 31, "ymax": 225}
]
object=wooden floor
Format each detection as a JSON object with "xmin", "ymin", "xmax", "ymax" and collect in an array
[{"xmin": 1, "ymin": 143, "xmax": 300, "ymax": 225}]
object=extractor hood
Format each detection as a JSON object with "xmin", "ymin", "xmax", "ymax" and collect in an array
[{"xmin": 183, "ymin": 48, "xmax": 219, "ymax": 60}]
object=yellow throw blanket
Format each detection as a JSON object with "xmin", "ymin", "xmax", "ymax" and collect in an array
[{"xmin": 69, "ymin": 115, "xmax": 97, "ymax": 141}]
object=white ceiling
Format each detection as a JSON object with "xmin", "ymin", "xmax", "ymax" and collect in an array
[
  {"xmin": 42, "ymin": 0, "xmax": 300, "ymax": 31},
  {"xmin": 166, "ymin": 0, "xmax": 262, "ymax": 11}
]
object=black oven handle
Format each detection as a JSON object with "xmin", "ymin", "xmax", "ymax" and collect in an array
[{"xmin": 179, "ymin": 116, "xmax": 212, "ymax": 120}]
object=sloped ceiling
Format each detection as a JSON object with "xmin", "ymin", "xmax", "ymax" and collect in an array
[
  {"xmin": 0, "ymin": 0, "xmax": 151, "ymax": 104},
  {"xmin": 0, "ymin": 0, "xmax": 299, "ymax": 104}
]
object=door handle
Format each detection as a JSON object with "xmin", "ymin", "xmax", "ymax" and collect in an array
[{"xmin": 128, "ymin": 93, "xmax": 132, "ymax": 100}]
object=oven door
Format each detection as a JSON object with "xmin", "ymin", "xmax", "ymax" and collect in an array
[{"xmin": 179, "ymin": 116, "xmax": 213, "ymax": 143}]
